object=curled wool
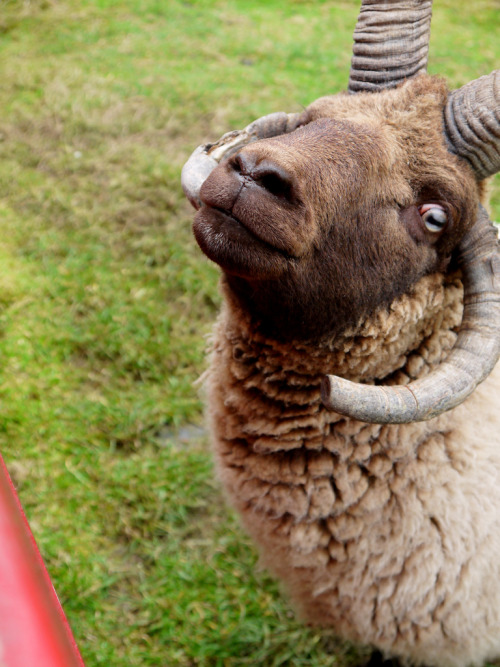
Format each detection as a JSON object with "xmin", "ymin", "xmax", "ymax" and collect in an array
[{"xmin": 203, "ymin": 271, "xmax": 500, "ymax": 667}]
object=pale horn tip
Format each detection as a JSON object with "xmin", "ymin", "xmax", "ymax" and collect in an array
[{"xmin": 181, "ymin": 145, "xmax": 219, "ymax": 210}]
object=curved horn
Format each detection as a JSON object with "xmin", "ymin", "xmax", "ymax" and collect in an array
[
  {"xmin": 321, "ymin": 205, "xmax": 500, "ymax": 424},
  {"xmin": 443, "ymin": 70, "xmax": 500, "ymax": 181},
  {"xmin": 181, "ymin": 112, "xmax": 304, "ymax": 209},
  {"xmin": 348, "ymin": 0, "xmax": 433, "ymax": 93}
]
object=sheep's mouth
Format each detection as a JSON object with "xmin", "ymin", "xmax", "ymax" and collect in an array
[
  {"xmin": 193, "ymin": 205, "xmax": 291, "ymax": 279},
  {"xmin": 211, "ymin": 206, "xmax": 268, "ymax": 243}
]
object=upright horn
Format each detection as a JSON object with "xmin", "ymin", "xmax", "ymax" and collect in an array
[
  {"xmin": 321, "ymin": 205, "xmax": 500, "ymax": 424},
  {"xmin": 348, "ymin": 0, "xmax": 433, "ymax": 93},
  {"xmin": 444, "ymin": 70, "xmax": 500, "ymax": 181}
]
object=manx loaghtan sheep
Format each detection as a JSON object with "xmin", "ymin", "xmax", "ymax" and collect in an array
[{"xmin": 182, "ymin": 1, "xmax": 500, "ymax": 665}]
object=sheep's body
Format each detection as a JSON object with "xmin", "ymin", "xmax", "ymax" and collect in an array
[
  {"xmin": 186, "ymin": 47, "xmax": 500, "ymax": 666},
  {"xmin": 205, "ymin": 271, "xmax": 500, "ymax": 667}
]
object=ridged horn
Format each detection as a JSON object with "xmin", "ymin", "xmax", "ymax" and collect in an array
[
  {"xmin": 181, "ymin": 112, "xmax": 304, "ymax": 209},
  {"xmin": 321, "ymin": 205, "xmax": 500, "ymax": 424},
  {"xmin": 348, "ymin": 0, "xmax": 433, "ymax": 93},
  {"xmin": 444, "ymin": 70, "xmax": 500, "ymax": 181}
]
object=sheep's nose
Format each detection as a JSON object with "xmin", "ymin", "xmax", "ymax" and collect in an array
[{"xmin": 229, "ymin": 152, "xmax": 296, "ymax": 203}]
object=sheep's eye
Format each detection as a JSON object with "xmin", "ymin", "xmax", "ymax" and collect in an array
[{"xmin": 418, "ymin": 204, "xmax": 448, "ymax": 233}]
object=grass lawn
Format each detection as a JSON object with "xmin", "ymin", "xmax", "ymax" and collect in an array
[{"xmin": 0, "ymin": 0, "xmax": 498, "ymax": 665}]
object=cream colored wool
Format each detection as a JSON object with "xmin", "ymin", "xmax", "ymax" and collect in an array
[{"xmin": 204, "ymin": 272, "xmax": 500, "ymax": 667}]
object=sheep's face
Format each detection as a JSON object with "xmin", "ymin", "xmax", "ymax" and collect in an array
[{"xmin": 193, "ymin": 76, "xmax": 478, "ymax": 340}]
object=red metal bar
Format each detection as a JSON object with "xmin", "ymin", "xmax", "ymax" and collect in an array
[{"xmin": 0, "ymin": 454, "xmax": 85, "ymax": 667}]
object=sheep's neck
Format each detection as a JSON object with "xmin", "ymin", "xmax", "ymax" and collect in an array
[
  {"xmin": 217, "ymin": 271, "xmax": 463, "ymax": 385},
  {"xmin": 206, "ymin": 271, "xmax": 463, "ymax": 465}
]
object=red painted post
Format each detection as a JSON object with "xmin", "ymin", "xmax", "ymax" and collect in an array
[{"xmin": 0, "ymin": 454, "xmax": 85, "ymax": 667}]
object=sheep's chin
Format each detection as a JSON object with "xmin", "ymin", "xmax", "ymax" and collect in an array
[{"xmin": 193, "ymin": 206, "xmax": 290, "ymax": 279}]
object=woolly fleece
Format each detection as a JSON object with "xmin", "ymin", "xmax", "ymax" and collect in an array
[{"xmin": 204, "ymin": 271, "xmax": 500, "ymax": 667}]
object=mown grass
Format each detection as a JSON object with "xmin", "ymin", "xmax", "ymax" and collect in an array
[{"xmin": 0, "ymin": 0, "xmax": 498, "ymax": 665}]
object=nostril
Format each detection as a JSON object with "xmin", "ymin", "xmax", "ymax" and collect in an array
[
  {"xmin": 228, "ymin": 153, "xmax": 297, "ymax": 202},
  {"xmin": 257, "ymin": 170, "xmax": 294, "ymax": 201}
]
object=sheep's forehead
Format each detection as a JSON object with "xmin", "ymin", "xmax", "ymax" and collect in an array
[
  {"xmin": 250, "ymin": 119, "xmax": 393, "ymax": 173},
  {"xmin": 306, "ymin": 76, "xmax": 450, "ymax": 163}
]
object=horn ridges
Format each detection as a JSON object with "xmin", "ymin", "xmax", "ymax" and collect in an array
[
  {"xmin": 444, "ymin": 70, "xmax": 500, "ymax": 180},
  {"xmin": 348, "ymin": 0, "xmax": 433, "ymax": 93}
]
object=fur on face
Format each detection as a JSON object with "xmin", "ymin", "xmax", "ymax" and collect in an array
[{"xmin": 194, "ymin": 76, "xmax": 479, "ymax": 342}]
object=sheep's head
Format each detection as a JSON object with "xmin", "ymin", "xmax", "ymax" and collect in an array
[
  {"xmin": 193, "ymin": 77, "xmax": 479, "ymax": 341},
  {"xmin": 182, "ymin": 0, "xmax": 500, "ymax": 424}
]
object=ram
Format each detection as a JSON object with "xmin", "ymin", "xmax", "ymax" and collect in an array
[{"xmin": 182, "ymin": 1, "xmax": 500, "ymax": 665}]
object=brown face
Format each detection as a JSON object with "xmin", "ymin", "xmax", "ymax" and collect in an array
[{"xmin": 193, "ymin": 81, "xmax": 478, "ymax": 341}]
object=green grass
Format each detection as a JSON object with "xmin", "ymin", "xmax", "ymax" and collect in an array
[{"xmin": 0, "ymin": 0, "xmax": 498, "ymax": 665}]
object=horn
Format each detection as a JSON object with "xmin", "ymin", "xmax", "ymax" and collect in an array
[
  {"xmin": 321, "ymin": 205, "xmax": 500, "ymax": 424},
  {"xmin": 444, "ymin": 70, "xmax": 500, "ymax": 181},
  {"xmin": 181, "ymin": 112, "xmax": 304, "ymax": 209},
  {"xmin": 348, "ymin": 0, "xmax": 433, "ymax": 93}
]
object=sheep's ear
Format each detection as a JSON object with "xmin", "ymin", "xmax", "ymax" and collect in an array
[
  {"xmin": 348, "ymin": 0, "xmax": 433, "ymax": 93},
  {"xmin": 181, "ymin": 112, "xmax": 305, "ymax": 209},
  {"xmin": 321, "ymin": 205, "xmax": 500, "ymax": 424},
  {"xmin": 444, "ymin": 70, "xmax": 500, "ymax": 181}
]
